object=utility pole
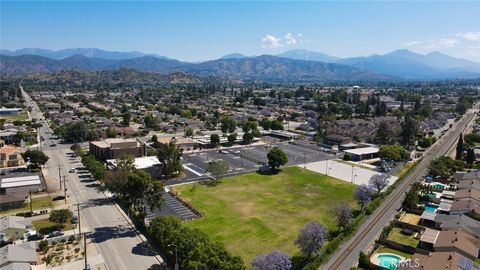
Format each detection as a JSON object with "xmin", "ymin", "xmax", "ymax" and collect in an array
[
  {"xmin": 83, "ymin": 232, "xmax": 88, "ymax": 270},
  {"xmin": 58, "ymin": 165, "xmax": 62, "ymax": 190},
  {"xmin": 29, "ymin": 190, "xmax": 33, "ymax": 215},
  {"xmin": 351, "ymin": 166, "xmax": 354, "ymax": 183},
  {"xmin": 63, "ymin": 175, "xmax": 67, "ymax": 203},
  {"xmin": 325, "ymin": 159, "xmax": 328, "ymax": 175},
  {"xmin": 74, "ymin": 203, "xmax": 82, "ymax": 235}
]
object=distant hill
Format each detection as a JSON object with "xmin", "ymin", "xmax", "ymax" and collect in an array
[
  {"xmin": 277, "ymin": 49, "xmax": 339, "ymax": 63},
  {"xmin": 221, "ymin": 53, "xmax": 248, "ymax": 59},
  {"xmin": 338, "ymin": 49, "xmax": 480, "ymax": 80},
  {"xmin": 105, "ymin": 56, "xmax": 189, "ymax": 73},
  {"xmin": 0, "ymin": 48, "xmax": 172, "ymax": 60},
  {"xmin": 182, "ymin": 55, "xmax": 395, "ymax": 82}
]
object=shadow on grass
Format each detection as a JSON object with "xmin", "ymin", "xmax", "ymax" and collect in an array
[
  {"xmin": 37, "ymin": 224, "xmax": 64, "ymax": 235},
  {"xmin": 257, "ymin": 169, "xmax": 281, "ymax": 176}
]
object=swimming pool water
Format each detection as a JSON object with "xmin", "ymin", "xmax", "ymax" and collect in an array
[
  {"xmin": 378, "ymin": 254, "xmax": 402, "ymax": 270},
  {"xmin": 424, "ymin": 204, "xmax": 438, "ymax": 213},
  {"xmin": 432, "ymin": 184, "xmax": 445, "ymax": 189}
]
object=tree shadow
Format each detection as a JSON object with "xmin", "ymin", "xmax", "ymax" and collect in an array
[
  {"xmin": 90, "ymin": 225, "xmax": 136, "ymax": 243},
  {"xmin": 132, "ymin": 242, "xmax": 157, "ymax": 256},
  {"xmin": 81, "ymin": 197, "xmax": 114, "ymax": 209},
  {"xmin": 257, "ymin": 169, "xmax": 281, "ymax": 176},
  {"xmin": 147, "ymin": 264, "xmax": 167, "ymax": 270},
  {"xmin": 86, "ymin": 183, "xmax": 101, "ymax": 188}
]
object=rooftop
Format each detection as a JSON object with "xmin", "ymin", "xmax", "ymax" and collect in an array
[
  {"xmin": 107, "ymin": 156, "xmax": 162, "ymax": 170},
  {"xmin": 0, "ymin": 175, "xmax": 41, "ymax": 189},
  {"xmin": 343, "ymin": 146, "xmax": 379, "ymax": 156}
]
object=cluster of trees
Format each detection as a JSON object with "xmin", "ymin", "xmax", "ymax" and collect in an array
[
  {"xmin": 457, "ymin": 133, "xmax": 477, "ymax": 166},
  {"xmin": 259, "ymin": 118, "xmax": 283, "ymax": 131},
  {"xmin": 102, "ymin": 154, "xmax": 164, "ymax": 216},
  {"xmin": 154, "ymin": 141, "xmax": 183, "ymax": 177},
  {"xmin": 378, "ymin": 145, "xmax": 406, "ymax": 161},
  {"xmin": 82, "ymin": 154, "xmax": 107, "ymax": 180},
  {"xmin": 418, "ymin": 135, "xmax": 436, "ymax": 149},
  {"xmin": 428, "ymin": 156, "xmax": 465, "ymax": 179},
  {"xmin": 148, "ymin": 216, "xmax": 246, "ymax": 270},
  {"xmin": 54, "ymin": 121, "xmax": 100, "ymax": 142},
  {"xmin": 22, "ymin": 149, "xmax": 49, "ymax": 168},
  {"xmin": 354, "ymin": 174, "xmax": 390, "ymax": 211}
]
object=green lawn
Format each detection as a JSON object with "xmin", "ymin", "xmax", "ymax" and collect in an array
[
  {"xmin": 32, "ymin": 218, "xmax": 75, "ymax": 234},
  {"xmin": 387, "ymin": 227, "xmax": 419, "ymax": 247},
  {"xmin": 0, "ymin": 195, "xmax": 53, "ymax": 215},
  {"xmin": 173, "ymin": 166, "xmax": 357, "ymax": 265},
  {"xmin": 0, "ymin": 112, "xmax": 29, "ymax": 121}
]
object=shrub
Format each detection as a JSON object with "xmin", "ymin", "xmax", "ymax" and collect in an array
[{"xmin": 39, "ymin": 240, "xmax": 49, "ymax": 252}]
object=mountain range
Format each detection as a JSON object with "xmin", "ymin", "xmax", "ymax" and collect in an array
[{"xmin": 1, "ymin": 48, "xmax": 480, "ymax": 82}]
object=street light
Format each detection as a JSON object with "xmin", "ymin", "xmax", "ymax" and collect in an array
[{"xmin": 168, "ymin": 244, "xmax": 179, "ymax": 270}]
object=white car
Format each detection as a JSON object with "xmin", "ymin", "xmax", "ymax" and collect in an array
[{"xmin": 68, "ymin": 168, "xmax": 76, "ymax": 173}]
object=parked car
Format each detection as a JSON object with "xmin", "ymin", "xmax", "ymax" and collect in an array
[
  {"xmin": 69, "ymin": 168, "xmax": 76, "ymax": 173},
  {"xmin": 48, "ymin": 231, "xmax": 64, "ymax": 238},
  {"xmin": 71, "ymin": 216, "xmax": 78, "ymax": 224},
  {"xmin": 27, "ymin": 234, "xmax": 44, "ymax": 241}
]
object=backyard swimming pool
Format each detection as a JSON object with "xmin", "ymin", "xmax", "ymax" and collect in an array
[
  {"xmin": 424, "ymin": 204, "xmax": 438, "ymax": 213},
  {"xmin": 377, "ymin": 254, "xmax": 403, "ymax": 270},
  {"xmin": 432, "ymin": 183, "xmax": 446, "ymax": 189}
]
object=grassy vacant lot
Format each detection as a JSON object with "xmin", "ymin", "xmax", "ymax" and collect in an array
[
  {"xmin": 0, "ymin": 112, "xmax": 29, "ymax": 122},
  {"xmin": 0, "ymin": 195, "xmax": 53, "ymax": 215},
  {"xmin": 32, "ymin": 218, "xmax": 75, "ymax": 234},
  {"xmin": 174, "ymin": 166, "xmax": 357, "ymax": 265}
]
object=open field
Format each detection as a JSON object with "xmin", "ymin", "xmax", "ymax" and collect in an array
[
  {"xmin": 32, "ymin": 218, "xmax": 75, "ymax": 234},
  {"xmin": 0, "ymin": 112, "xmax": 29, "ymax": 121},
  {"xmin": 173, "ymin": 166, "xmax": 357, "ymax": 265}
]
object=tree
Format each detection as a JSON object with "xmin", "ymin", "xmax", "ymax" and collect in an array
[
  {"xmin": 400, "ymin": 114, "xmax": 417, "ymax": 147},
  {"xmin": 252, "ymin": 250, "xmax": 292, "ymax": 270},
  {"xmin": 185, "ymin": 128, "xmax": 193, "ymax": 137},
  {"xmin": 122, "ymin": 170, "xmax": 164, "ymax": 214},
  {"xmin": 378, "ymin": 145, "xmax": 405, "ymax": 161},
  {"xmin": 156, "ymin": 141, "xmax": 183, "ymax": 176},
  {"xmin": 418, "ymin": 136, "xmax": 436, "ymax": 149},
  {"xmin": 210, "ymin": 134, "xmax": 220, "ymax": 147},
  {"xmin": 259, "ymin": 118, "xmax": 272, "ymax": 130},
  {"xmin": 122, "ymin": 111, "xmax": 131, "ymax": 127},
  {"xmin": 369, "ymin": 174, "xmax": 389, "ymax": 197},
  {"xmin": 22, "ymin": 150, "xmax": 49, "ymax": 168},
  {"xmin": 332, "ymin": 203, "xmax": 353, "ymax": 232},
  {"xmin": 151, "ymin": 134, "xmax": 158, "ymax": 143},
  {"xmin": 243, "ymin": 121, "xmax": 258, "ymax": 133},
  {"xmin": 221, "ymin": 116, "xmax": 236, "ymax": 133},
  {"xmin": 354, "ymin": 184, "xmax": 372, "ymax": 212},
  {"xmin": 428, "ymin": 156, "xmax": 465, "ymax": 179},
  {"xmin": 65, "ymin": 121, "xmax": 89, "ymax": 142},
  {"xmin": 270, "ymin": 120, "xmax": 284, "ymax": 130},
  {"xmin": 70, "ymin": 143, "xmax": 81, "ymax": 156},
  {"xmin": 456, "ymin": 133, "xmax": 464, "ymax": 160},
  {"xmin": 105, "ymin": 127, "xmax": 117, "ymax": 138},
  {"xmin": 243, "ymin": 132, "xmax": 254, "ymax": 144},
  {"xmin": 39, "ymin": 240, "xmax": 49, "ymax": 252},
  {"xmin": 227, "ymin": 133, "xmax": 237, "ymax": 145},
  {"xmin": 267, "ymin": 147, "xmax": 288, "ymax": 170},
  {"xmin": 49, "ymin": 209, "xmax": 73, "ymax": 228},
  {"xmin": 375, "ymin": 121, "xmax": 393, "ymax": 145},
  {"xmin": 467, "ymin": 148, "xmax": 475, "ymax": 165},
  {"xmin": 294, "ymin": 221, "xmax": 327, "ymax": 258},
  {"xmin": 206, "ymin": 160, "xmax": 229, "ymax": 181}
]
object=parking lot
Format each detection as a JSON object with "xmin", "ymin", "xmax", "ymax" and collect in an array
[{"xmin": 180, "ymin": 142, "xmax": 335, "ymax": 182}]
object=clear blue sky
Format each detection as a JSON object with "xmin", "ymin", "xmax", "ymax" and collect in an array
[{"xmin": 1, "ymin": 1, "xmax": 480, "ymax": 62}]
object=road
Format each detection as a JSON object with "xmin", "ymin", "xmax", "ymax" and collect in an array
[
  {"xmin": 22, "ymin": 87, "xmax": 164, "ymax": 270},
  {"xmin": 322, "ymin": 106, "xmax": 478, "ymax": 270}
]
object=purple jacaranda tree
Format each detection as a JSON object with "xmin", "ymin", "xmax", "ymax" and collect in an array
[
  {"xmin": 369, "ymin": 174, "xmax": 389, "ymax": 197},
  {"xmin": 252, "ymin": 250, "xmax": 292, "ymax": 270},
  {"xmin": 333, "ymin": 203, "xmax": 353, "ymax": 231},
  {"xmin": 294, "ymin": 221, "xmax": 327, "ymax": 258},
  {"xmin": 305, "ymin": 110, "xmax": 317, "ymax": 119},
  {"xmin": 354, "ymin": 184, "xmax": 373, "ymax": 212}
]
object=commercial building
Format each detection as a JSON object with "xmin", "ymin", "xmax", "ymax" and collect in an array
[
  {"xmin": 342, "ymin": 146, "xmax": 379, "ymax": 161},
  {"xmin": 89, "ymin": 138, "xmax": 145, "ymax": 160},
  {"xmin": 0, "ymin": 174, "xmax": 43, "ymax": 210},
  {"xmin": 107, "ymin": 156, "xmax": 163, "ymax": 179},
  {"xmin": 0, "ymin": 108, "xmax": 22, "ymax": 116}
]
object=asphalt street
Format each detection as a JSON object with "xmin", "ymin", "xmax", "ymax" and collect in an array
[{"xmin": 22, "ymin": 87, "xmax": 164, "ymax": 270}]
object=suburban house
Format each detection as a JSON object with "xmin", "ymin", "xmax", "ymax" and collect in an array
[
  {"xmin": 0, "ymin": 144, "xmax": 25, "ymax": 168},
  {"xmin": 89, "ymin": 138, "xmax": 146, "ymax": 160},
  {"xmin": 0, "ymin": 216, "xmax": 33, "ymax": 242},
  {"xmin": 156, "ymin": 136, "xmax": 200, "ymax": 152},
  {"xmin": 0, "ymin": 243, "xmax": 37, "ymax": 269}
]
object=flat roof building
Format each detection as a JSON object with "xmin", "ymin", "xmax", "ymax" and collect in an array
[{"xmin": 89, "ymin": 138, "xmax": 145, "ymax": 161}]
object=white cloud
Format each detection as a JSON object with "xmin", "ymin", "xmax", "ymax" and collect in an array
[
  {"xmin": 261, "ymin": 33, "xmax": 303, "ymax": 49},
  {"xmin": 261, "ymin": 35, "xmax": 283, "ymax": 48},
  {"xmin": 438, "ymin": 38, "xmax": 460, "ymax": 48},
  {"xmin": 457, "ymin": 32, "xmax": 480, "ymax": 41},
  {"xmin": 284, "ymin": 33, "xmax": 296, "ymax": 45},
  {"xmin": 404, "ymin": 38, "xmax": 459, "ymax": 49}
]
